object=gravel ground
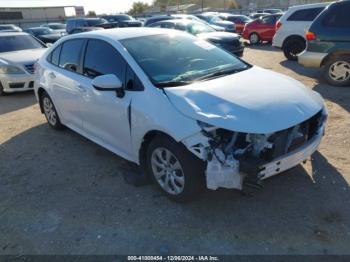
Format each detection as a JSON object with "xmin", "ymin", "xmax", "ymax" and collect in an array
[{"xmin": 0, "ymin": 45, "xmax": 349, "ymax": 255}]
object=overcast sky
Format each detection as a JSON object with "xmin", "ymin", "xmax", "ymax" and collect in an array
[{"xmin": 0, "ymin": 0, "xmax": 154, "ymax": 14}]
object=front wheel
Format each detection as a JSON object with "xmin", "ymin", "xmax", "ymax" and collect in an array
[
  {"xmin": 146, "ymin": 135, "xmax": 205, "ymax": 202},
  {"xmin": 41, "ymin": 92, "xmax": 64, "ymax": 129},
  {"xmin": 283, "ymin": 38, "xmax": 306, "ymax": 61},
  {"xmin": 323, "ymin": 56, "xmax": 350, "ymax": 87},
  {"xmin": 0, "ymin": 82, "xmax": 4, "ymax": 96}
]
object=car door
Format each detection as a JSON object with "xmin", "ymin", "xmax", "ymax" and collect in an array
[
  {"xmin": 76, "ymin": 39, "xmax": 135, "ymax": 157},
  {"xmin": 259, "ymin": 16, "xmax": 276, "ymax": 40},
  {"xmin": 47, "ymin": 39, "xmax": 86, "ymax": 130}
]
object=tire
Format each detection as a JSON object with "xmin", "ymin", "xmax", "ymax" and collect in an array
[
  {"xmin": 249, "ymin": 33, "xmax": 260, "ymax": 45},
  {"xmin": 323, "ymin": 56, "xmax": 350, "ymax": 87},
  {"xmin": 146, "ymin": 135, "xmax": 205, "ymax": 202},
  {"xmin": 40, "ymin": 92, "xmax": 64, "ymax": 129},
  {"xmin": 283, "ymin": 38, "xmax": 306, "ymax": 61}
]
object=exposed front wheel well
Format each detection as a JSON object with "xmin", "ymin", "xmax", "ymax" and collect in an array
[
  {"xmin": 37, "ymin": 87, "xmax": 46, "ymax": 113},
  {"xmin": 139, "ymin": 131, "xmax": 176, "ymax": 168}
]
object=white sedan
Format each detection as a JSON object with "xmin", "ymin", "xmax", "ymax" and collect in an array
[
  {"xmin": 35, "ymin": 28, "xmax": 327, "ymax": 202},
  {"xmin": 0, "ymin": 32, "xmax": 47, "ymax": 95}
]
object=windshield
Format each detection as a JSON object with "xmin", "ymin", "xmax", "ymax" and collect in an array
[
  {"xmin": 187, "ymin": 22, "xmax": 215, "ymax": 34},
  {"xmin": 238, "ymin": 15, "xmax": 252, "ymax": 22},
  {"xmin": 0, "ymin": 35, "xmax": 44, "ymax": 53},
  {"xmin": 121, "ymin": 34, "xmax": 250, "ymax": 87},
  {"xmin": 49, "ymin": 24, "xmax": 66, "ymax": 30},
  {"xmin": 87, "ymin": 19, "xmax": 106, "ymax": 26},
  {"xmin": 32, "ymin": 28, "xmax": 53, "ymax": 35}
]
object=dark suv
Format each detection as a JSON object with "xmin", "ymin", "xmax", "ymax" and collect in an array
[{"xmin": 298, "ymin": 1, "xmax": 350, "ymax": 86}]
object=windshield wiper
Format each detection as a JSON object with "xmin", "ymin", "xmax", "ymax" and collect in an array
[
  {"xmin": 196, "ymin": 67, "xmax": 247, "ymax": 81},
  {"xmin": 154, "ymin": 80, "xmax": 192, "ymax": 88}
]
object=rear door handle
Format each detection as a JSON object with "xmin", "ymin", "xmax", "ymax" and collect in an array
[{"xmin": 48, "ymin": 72, "xmax": 56, "ymax": 79}]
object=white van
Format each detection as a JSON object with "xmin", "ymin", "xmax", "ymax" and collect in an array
[{"xmin": 272, "ymin": 2, "xmax": 330, "ymax": 60}]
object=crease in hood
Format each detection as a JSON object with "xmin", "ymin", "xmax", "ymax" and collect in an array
[{"xmin": 164, "ymin": 66, "xmax": 324, "ymax": 134}]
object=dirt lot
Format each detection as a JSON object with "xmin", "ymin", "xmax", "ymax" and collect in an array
[{"xmin": 0, "ymin": 45, "xmax": 349, "ymax": 255}]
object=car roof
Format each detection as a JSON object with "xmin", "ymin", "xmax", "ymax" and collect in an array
[
  {"xmin": 63, "ymin": 27, "xmax": 180, "ymax": 41},
  {"xmin": 0, "ymin": 32, "xmax": 29, "ymax": 37},
  {"xmin": 288, "ymin": 2, "xmax": 331, "ymax": 10}
]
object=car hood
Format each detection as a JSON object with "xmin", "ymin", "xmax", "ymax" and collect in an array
[
  {"xmin": 197, "ymin": 32, "xmax": 240, "ymax": 42},
  {"xmin": 0, "ymin": 48, "xmax": 47, "ymax": 66},
  {"xmin": 164, "ymin": 66, "xmax": 324, "ymax": 134}
]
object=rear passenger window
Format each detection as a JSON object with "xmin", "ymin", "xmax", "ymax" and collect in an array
[
  {"xmin": 287, "ymin": 7, "xmax": 324, "ymax": 21},
  {"xmin": 59, "ymin": 39, "xmax": 85, "ymax": 73},
  {"xmin": 50, "ymin": 45, "xmax": 62, "ymax": 66},
  {"xmin": 83, "ymin": 39, "xmax": 126, "ymax": 83},
  {"xmin": 322, "ymin": 3, "xmax": 350, "ymax": 27},
  {"xmin": 261, "ymin": 16, "xmax": 275, "ymax": 25}
]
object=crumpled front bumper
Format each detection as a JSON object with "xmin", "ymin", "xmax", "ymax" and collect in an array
[{"xmin": 258, "ymin": 123, "xmax": 325, "ymax": 180}]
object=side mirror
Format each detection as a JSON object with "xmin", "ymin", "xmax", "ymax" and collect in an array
[{"xmin": 92, "ymin": 74, "xmax": 125, "ymax": 98}]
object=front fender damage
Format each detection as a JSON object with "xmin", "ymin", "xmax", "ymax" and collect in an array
[{"xmin": 181, "ymin": 109, "xmax": 327, "ymax": 191}]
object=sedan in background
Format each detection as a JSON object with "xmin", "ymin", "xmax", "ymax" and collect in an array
[
  {"xmin": 171, "ymin": 14, "xmax": 225, "ymax": 31},
  {"xmin": 41, "ymin": 23, "xmax": 67, "ymax": 34},
  {"xmin": 242, "ymin": 13, "xmax": 283, "ymax": 44},
  {"xmin": 219, "ymin": 14, "xmax": 252, "ymax": 34},
  {"xmin": 0, "ymin": 24, "xmax": 22, "ymax": 32},
  {"xmin": 0, "ymin": 32, "xmax": 46, "ymax": 95},
  {"xmin": 24, "ymin": 27, "xmax": 64, "ymax": 43},
  {"xmin": 195, "ymin": 13, "xmax": 236, "ymax": 32},
  {"xmin": 147, "ymin": 19, "xmax": 244, "ymax": 57},
  {"xmin": 101, "ymin": 15, "xmax": 142, "ymax": 27},
  {"xmin": 34, "ymin": 28, "xmax": 326, "ymax": 201}
]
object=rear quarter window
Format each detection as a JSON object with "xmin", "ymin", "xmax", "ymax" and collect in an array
[
  {"xmin": 322, "ymin": 3, "xmax": 350, "ymax": 27},
  {"xmin": 287, "ymin": 7, "xmax": 325, "ymax": 21}
]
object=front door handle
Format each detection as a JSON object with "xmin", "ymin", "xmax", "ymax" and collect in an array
[{"xmin": 76, "ymin": 84, "xmax": 87, "ymax": 92}]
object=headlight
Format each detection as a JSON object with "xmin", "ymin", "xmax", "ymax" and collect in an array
[{"xmin": 0, "ymin": 65, "xmax": 26, "ymax": 74}]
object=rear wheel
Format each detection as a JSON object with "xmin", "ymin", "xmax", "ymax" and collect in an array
[
  {"xmin": 249, "ymin": 33, "xmax": 260, "ymax": 45},
  {"xmin": 146, "ymin": 135, "xmax": 205, "ymax": 202},
  {"xmin": 323, "ymin": 56, "xmax": 350, "ymax": 87},
  {"xmin": 283, "ymin": 38, "xmax": 306, "ymax": 61},
  {"xmin": 0, "ymin": 82, "xmax": 4, "ymax": 96},
  {"xmin": 41, "ymin": 92, "xmax": 64, "ymax": 129}
]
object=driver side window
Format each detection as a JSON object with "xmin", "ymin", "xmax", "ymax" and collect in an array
[{"xmin": 83, "ymin": 39, "xmax": 126, "ymax": 84}]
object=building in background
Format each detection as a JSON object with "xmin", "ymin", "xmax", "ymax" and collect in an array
[{"xmin": 0, "ymin": 4, "xmax": 84, "ymax": 29}]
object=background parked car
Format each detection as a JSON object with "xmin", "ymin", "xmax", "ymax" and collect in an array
[
  {"xmin": 144, "ymin": 15, "xmax": 175, "ymax": 27},
  {"xmin": 262, "ymin": 9, "xmax": 283, "ymax": 14},
  {"xmin": 0, "ymin": 24, "xmax": 22, "ymax": 32},
  {"xmin": 40, "ymin": 23, "xmax": 67, "ymax": 34},
  {"xmin": 101, "ymin": 15, "xmax": 142, "ymax": 27},
  {"xmin": 0, "ymin": 32, "xmax": 47, "ymax": 95},
  {"xmin": 273, "ymin": 2, "xmax": 329, "ymax": 61},
  {"xmin": 249, "ymin": 13, "xmax": 270, "ymax": 20},
  {"xmin": 298, "ymin": 0, "xmax": 350, "ymax": 87},
  {"xmin": 70, "ymin": 27, "xmax": 104, "ymax": 34},
  {"xmin": 24, "ymin": 27, "xmax": 64, "ymax": 43},
  {"xmin": 195, "ymin": 13, "xmax": 236, "ymax": 32},
  {"xmin": 219, "ymin": 14, "xmax": 252, "ymax": 34},
  {"xmin": 66, "ymin": 18, "xmax": 111, "ymax": 34},
  {"xmin": 243, "ymin": 13, "xmax": 283, "ymax": 45},
  {"xmin": 147, "ymin": 19, "xmax": 244, "ymax": 57},
  {"xmin": 171, "ymin": 14, "xmax": 225, "ymax": 31}
]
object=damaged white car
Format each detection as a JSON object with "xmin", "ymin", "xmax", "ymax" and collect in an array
[{"xmin": 35, "ymin": 28, "xmax": 327, "ymax": 201}]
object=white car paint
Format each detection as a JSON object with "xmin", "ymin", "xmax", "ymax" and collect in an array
[
  {"xmin": 0, "ymin": 33, "xmax": 47, "ymax": 94},
  {"xmin": 272, "ymin": 2, "xmax": 330, "ymax": 48},
  {"xmin": 35, "ymin": 28, "xmax": 327, "ymax": 192}
]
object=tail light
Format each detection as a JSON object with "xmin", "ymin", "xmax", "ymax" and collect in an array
[
  {"xmin": 276, "ymin": 21, "xmax": 282, "ymax": 30},
  {"xmin": 306, "ymin": 31, "xmax": 316, "ymax": 41}
]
